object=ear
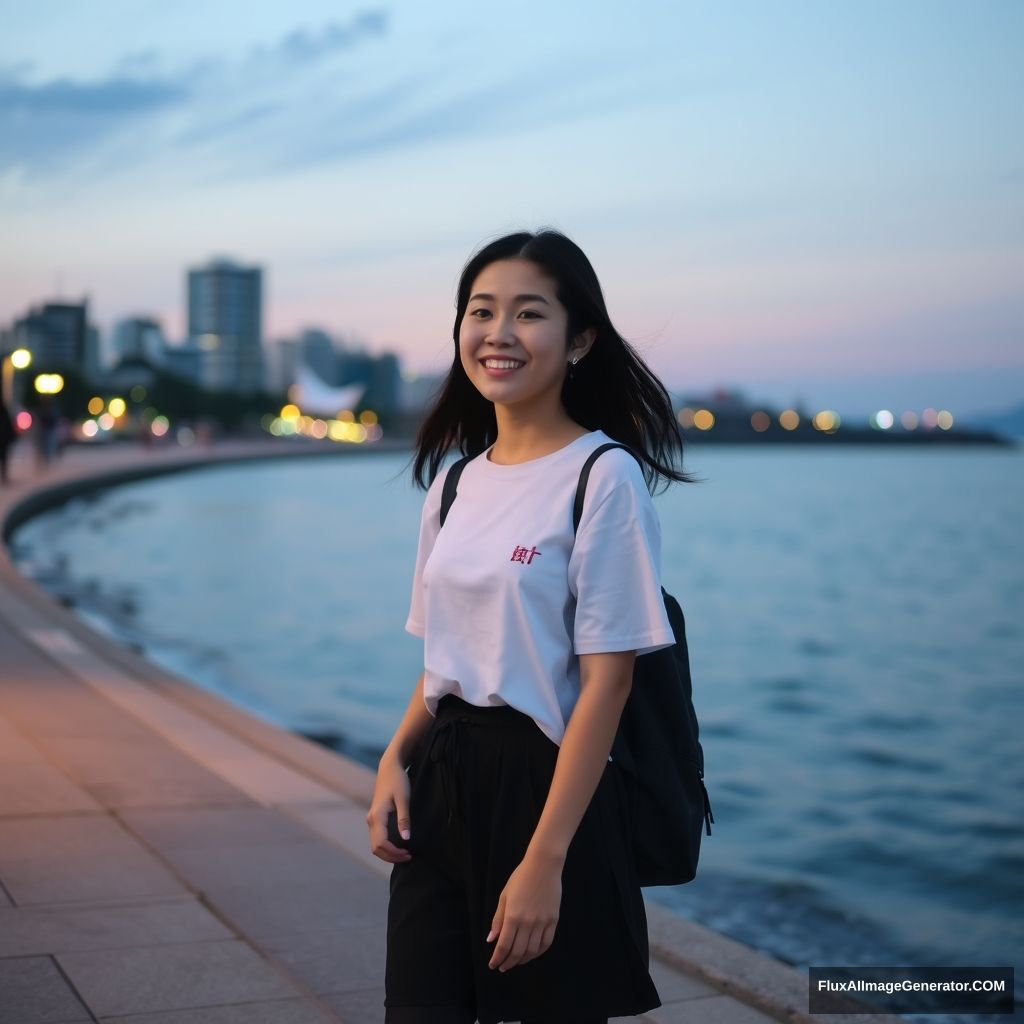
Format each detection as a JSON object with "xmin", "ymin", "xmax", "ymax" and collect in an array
[{"xmin": 572, "ymin": 326, "xmax": 597, "ymax": 360}]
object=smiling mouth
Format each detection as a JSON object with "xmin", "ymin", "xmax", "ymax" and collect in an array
[{"xmin": 480, "ymin": 359, "xmax": 525, "ymax": 369}]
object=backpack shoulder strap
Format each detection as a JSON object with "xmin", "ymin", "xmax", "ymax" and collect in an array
[
  {"xmin": 439, "ymin": 452, "xmax": 476, "ymax": 527},
  {"xmin": 440, "ymin": 440, "xmax": 644, "ymax": 534},
  {"xmin": 572, "ymin": 442, "xmax": 643, "ymax": 535}
]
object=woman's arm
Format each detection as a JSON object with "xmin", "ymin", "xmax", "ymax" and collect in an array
[
  {"xmin": 485, "ymin": 650, "xmax": 635, "ymax": 972},
  {"xmin": 380, "ymin": 670, "xmax": 434, "ymax": 770},
  {"xmin": 369, "ymin": 671, "xmax": 433, "ymax": 861},
  {"xmin": 526, "ymin": 650, "xmax": 635, "ymax": 863}
]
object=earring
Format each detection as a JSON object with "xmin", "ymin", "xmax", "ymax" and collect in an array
[{"xmin": 568, "ymin": 354, "xmax": 579, "ymax": 380}]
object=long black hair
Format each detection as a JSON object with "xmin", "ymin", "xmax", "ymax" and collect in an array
[{"xmin": 407, "ymin": 227, "xmax": 700, "ymax": 494}]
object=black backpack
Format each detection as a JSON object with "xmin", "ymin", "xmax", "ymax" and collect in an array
[{"xmin": 439, "ymin": 441, "xmax": 713, "ymax": 886}]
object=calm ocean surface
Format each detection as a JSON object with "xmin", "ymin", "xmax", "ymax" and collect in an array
[{"xmin": 9, "ymin": 444, "xmax": 1023, "ymax": 1017}]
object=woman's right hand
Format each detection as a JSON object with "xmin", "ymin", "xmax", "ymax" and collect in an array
[{"xmin": 368, "ymin": 751, "xmax": 413, "ymax": 863}]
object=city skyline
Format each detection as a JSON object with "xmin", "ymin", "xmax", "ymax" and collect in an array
[{"xmin": 2, "ymin": 0, "xmax": 1021, "ymax": 421}]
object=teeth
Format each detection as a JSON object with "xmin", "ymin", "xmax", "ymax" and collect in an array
[{"xmin": 483, "ymin": 360, "xmax": 524, "ymax": 369}]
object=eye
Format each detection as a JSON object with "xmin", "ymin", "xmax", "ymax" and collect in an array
[
  {"xmin": 519, "ymin": 310, "xmax": 542, "ymax": 319},
  {"xmin": 468, "ymin": 308, "xmax": 490, "ymax": 319}
]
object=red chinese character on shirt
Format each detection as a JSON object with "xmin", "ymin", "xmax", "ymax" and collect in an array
[{"xmin": 510, "ymin": 545, "xmax": 542, "ymax": 565}]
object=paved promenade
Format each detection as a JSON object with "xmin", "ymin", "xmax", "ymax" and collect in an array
[{"xmin": 0, "ymin": 436, "xmax": 899, "ymax": 1023}]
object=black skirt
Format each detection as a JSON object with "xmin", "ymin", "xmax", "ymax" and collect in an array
[{"xmin": 384, "ymin": 693, "xmax": 662, "ymax": 1024}]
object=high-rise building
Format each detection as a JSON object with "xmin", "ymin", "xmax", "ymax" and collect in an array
[
  {"xmin": 333, "ymin": 347, "xmax": 400, "ymax": 415},
  {"xmin": 266, "ymin": 338, "xmax": 301, "ymax": 396},
  {"xmin": 164, "ymin": 341, "xmax": 203, "ymax": 384},
  {"xmin": 12, "ymin": 301, "xmax": 88, "ymax": 370},
  {"xmin": 112, "ymin": 317, "xmax": 168, "ymax": 368},
  {"xmin": 187, "ymin": 258, "xmax": 264, "ymax": 394},
  {"xmin": 300, "ymin": 328, "xmax": 340, "ymax": 385},
  {"xmin": 364, "ymin": 351, "xmax": 401, "ymax": 415}
]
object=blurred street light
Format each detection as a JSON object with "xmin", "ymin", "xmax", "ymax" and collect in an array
[
  {"xmin": 34, "ymin": 373, "xmax": 65, "ymax": 395},
  {"xmin": 2, "ymin": 347, "xmax": 32, "ymax": 406}
]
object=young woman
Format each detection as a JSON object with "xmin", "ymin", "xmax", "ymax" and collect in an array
[{"xmin": 368, "ymin": 228, "xmax": 696, "ymax": 1024}]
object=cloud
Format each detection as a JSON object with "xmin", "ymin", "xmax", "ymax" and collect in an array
[
  {"xmin": 0, "ymin": 58, "xmax": 35, "ymax": 79},
  {"xmin": 0, "ymin": 74, "xmax": 188, "ymax": 115},
  {"xmin": 115, "ymin": 48, "xmax": 164, "ymax": 75},
  {"xmin": 0, "ymin": 10, "xmax": 389, "ymax": 180},
  {"xmin": 242, "ymin": 56, "xmax": 674, "ymax": 179},
  {"xmin": 0, "ymin": 7, "xmax": 672, "ymax": 196},
  {"xmin": 173, "ymin": 101, "xmax": 279, "ymax": 146},
  {"xmin": 258, "ymin": 10, "xmax": 388, "ymax": 65},
  {"xmin": 0, "ymin": 65, "xmax": 190, "ymax": 176}
]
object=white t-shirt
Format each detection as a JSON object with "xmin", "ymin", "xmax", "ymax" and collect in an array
[{"xmin": 404, "ymin": 427, "xmax": 675, "ymax": 747}]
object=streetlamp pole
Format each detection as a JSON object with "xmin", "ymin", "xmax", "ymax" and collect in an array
[{"xmin": 2, "ymin": 348, "xmax": 32, "ymax": 407}]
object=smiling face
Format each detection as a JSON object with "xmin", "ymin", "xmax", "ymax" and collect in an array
[{"xmin": 459, "ymin": 258, "xmax": 588, "ymax": 413}]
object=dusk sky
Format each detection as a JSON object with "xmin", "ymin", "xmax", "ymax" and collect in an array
[{"xmin": 2, "ymin": 1, "xmax": 1021, "ymax": 421}]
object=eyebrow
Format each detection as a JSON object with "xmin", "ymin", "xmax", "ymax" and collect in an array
[{"xmin": 468, "ymin": 293, "xmax": 550, "ymax": 305}]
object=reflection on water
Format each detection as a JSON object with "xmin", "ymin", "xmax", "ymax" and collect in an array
[{"xmin": 9, "ymin": 446, "xmax": 1023, "ymax": 1017}]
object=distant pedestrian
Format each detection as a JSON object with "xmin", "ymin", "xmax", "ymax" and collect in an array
[
  {"xmin": 33, "ymin": 395, "xmax": 60, "ymax": 472},
  {"xmin": 0, "ymin": 396, "xmax": 17, "ymax": 485},
  {"xmin": 53, "ymin": 411, "xmax": 70, "ymax": 460},
  {"xmin": 369, "ymin": 228, "xmax": 699, "ymax": 1023}
]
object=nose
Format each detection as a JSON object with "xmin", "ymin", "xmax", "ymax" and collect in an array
[{"xmin": 483, "ymin": 312, "xmax": 518, "ymax": 343}]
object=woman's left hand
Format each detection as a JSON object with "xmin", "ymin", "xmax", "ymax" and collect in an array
[{"xmin": 486, "ymin": 853, "xmax": 563, "ymax": 971}]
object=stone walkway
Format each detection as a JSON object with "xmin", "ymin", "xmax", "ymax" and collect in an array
[{"xmin": 0, "ymin": 437, "xmax": 899, "ymax": 1023}]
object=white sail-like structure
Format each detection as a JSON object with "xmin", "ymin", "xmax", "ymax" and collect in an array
[{"xmin": 289, "ymin": 362, "xmax": 366, "ymax": 416}]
